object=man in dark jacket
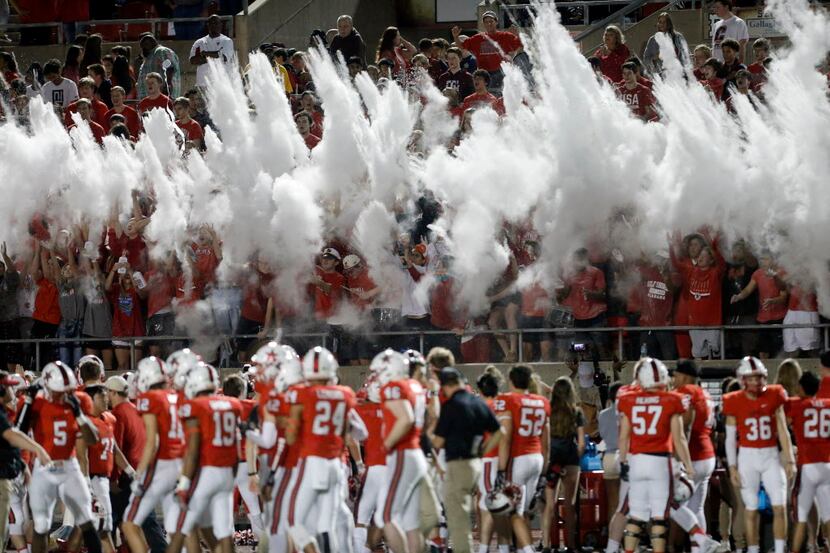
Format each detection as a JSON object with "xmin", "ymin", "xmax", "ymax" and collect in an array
[{"xmin": 329, "ymin": 15, "xmax": 366, "ymax": 65}]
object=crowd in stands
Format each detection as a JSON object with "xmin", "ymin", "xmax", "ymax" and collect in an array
[{"xmin": 0, "ymin": 2, "xmax": 829, "ymax": 373}]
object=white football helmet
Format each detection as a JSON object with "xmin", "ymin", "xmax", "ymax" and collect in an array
[
  {"xmin": 251, "ymin": 342, "xmax": 288, "ymax": 383},
  {"xmin": 136, "ymin": 356, "xmax": 168, "ymax": 393},
  {"xmin": 275, "ymin": 348, "xmax": 304, "ymax": 393},
  {"xmin": 5, "ymin": 373, "xmax": 26, "ymax": 395},
  {"xmin": 635, "ymin": 357, "xmax": 670, "ymax": 390},
  {"xmin": 371, "ymin": 349, "xmax": 408, "ymax": 386},
  {"xmin": 736, "ymin": 356, "xmax": 768, "ymax": 379},
  {"xmin": 167, "ymin": 349, "xmax": 202, "ymax": 391},
  {"xmin": 42, "ymin": 361, "xmax": 78, "ymax": 394},
  {"xmin": 673, "ymin": 465, "xmax": 694, "ymax": 503},
  {"xmin": 403, "ymin": 349, "xmax": 425, "ymax": 370},
  {"xmin": 76, "ymin": 354, "xmax": 104, "ymax": 380},
  {"xmin": 484, "ymin": 483, "xmax": 521, "ymax": 515},
  {"xmin": 185, "ymin": 362, "xmax": 220, "ymax": 399},
  {"xmin": 366, "ymin": 373, "xmax": 381, "ymax": 403},
  {"xmin": 302, "ymin": 347, "xmax": 338, "ymax": 381}
]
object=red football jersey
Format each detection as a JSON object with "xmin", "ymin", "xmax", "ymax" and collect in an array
[
  {"xmin": 31, "ymin": 395, "xmax": 82, "ymax": 460},
  {"xmin": 483, "ymin": 398, "xmax": 499, "ymax": 458},
  {"xmin": 675, "ymin": 384, "xmax": 715, "ymax": 460},
  {"xmin": 296, "ymin": 385, "xmax": 356, "ymax": 459},
  {"xmin": 88, "ymin": 411, "xmax": 117, "ymax": 476},
  {"xmin": 381, "ymin": 379, "xmax": 426, "ymax": 452},
  {"xmin": 618, "ymin": 390, "xmax": 685, "ymax": 455},
  {"xmin": 238, "ymin": 398, "xmax": 257, "ymax": 454},
  {"xmin": 785, "ymin": 396, "xmax": 830, "ymax": 465},
  {"xmin": 136, "ymin": 389, "xmax": 185, "ymax": 460},
  {"xmin": 75, "ymin": 387, "xmax": 95, "ymax": 416},
  {"xmin": 722, "ymin": 385, "xmax": 787, "ymax": 449},
  {"xmin": 494, "ymin": 392, "xmax": 551, "ymax": 457},
  {"xmin": 179, "ymin": 395, "xmax": 241, "ymax": 467},
  {"xmin": 355, "ymin": 401, "xmax": 385, "ymax": 466},
  {"xmin": 278, "ymin": 385, "xmax": 305, "ymax": 468}
]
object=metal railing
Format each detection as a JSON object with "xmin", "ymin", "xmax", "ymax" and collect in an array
[
  {"xmin": 3, "ymin": 322, "xmax": 828, "ymax": 370},
  {"xmin": 0, "ymin": 15, "xmax": 235, "ymax": 44},
  {"xmin": 498, "ymin": 0, "xmax": 691, "ymax": 30}
]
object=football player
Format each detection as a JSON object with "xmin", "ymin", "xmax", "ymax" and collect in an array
[
  {"xmin": 494, "ymin": 365, "xmax": 550, "ymax": 553},
  {"xmin": 17, "ymin": 361, "xmax": 103, "ymax": 553},
  {"xmin": 167, "ymin": 363, "xmax": 242, "ymax": 553},
  {"xmin": 723, "ymin": 357, "xmax": 795, "ymax": 553}
]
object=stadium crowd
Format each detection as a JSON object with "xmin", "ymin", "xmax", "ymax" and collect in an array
[{"xmin": 0, "ymin": 1, "xmax": 830, "ymax": 373}]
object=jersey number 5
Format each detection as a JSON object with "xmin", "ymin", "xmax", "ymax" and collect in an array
[
  {"xmin": 631, "ymin": 405, "xmax": 663, "ymax": 435},
  {"xmin": 518, "ymin": 407, "xmax": 546, "ymax": 437},
  {"xmin": 54, "ymin": 420, "xmax": 68, "ymax": 446},
  {"xmin": 312, "ymin": 401, "xmax": 346, "ymax": 436}
]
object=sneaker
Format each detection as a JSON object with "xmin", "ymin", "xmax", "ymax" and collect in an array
[{"xmin": 697, "ymin": 535, "xmax": 724, "ymax": 553}]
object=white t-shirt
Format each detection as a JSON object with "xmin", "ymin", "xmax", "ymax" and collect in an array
[
  {"xmin": 712, "ymin": 15, "xmax": 749, "ymax": 61},
  {"xmin": 190, "ymin": 33, "xmax": 236, "ymax": 88},
  {"xmin": 40, "ymin": 78, "xmax": 79, "ymax": 107}
]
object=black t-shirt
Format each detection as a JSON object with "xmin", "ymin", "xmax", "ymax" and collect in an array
[
  {"xmin": 724, "ymin": 262, "xmax": 758, "ymax": 318},
  {"xmin": 434, "ymin": 389, "xmax": 500, "ymax": 461},
  {"xmin": 0, "ymin": 409, "xmax": 22, "ymax": 479}
]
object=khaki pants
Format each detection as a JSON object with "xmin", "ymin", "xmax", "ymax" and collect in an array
[
  {"xmin": 444, "ymin": 458, "xmax": 482, "ymax": 553},
  {"xmin": 0, "ymin": 478, "xmax": 12, "ymax": 548}
]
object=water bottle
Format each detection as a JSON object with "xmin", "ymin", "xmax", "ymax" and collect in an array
[
  {"xmin": 133, "ymin": 271, "xmax": 146, "ymax": 290},
  {"xmin": 640, "ymin": 342, "xmax": 648, "ymax": 359}
]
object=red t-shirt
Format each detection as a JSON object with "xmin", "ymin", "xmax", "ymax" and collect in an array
[
  {"xmin": 675, "ymin": 254, "xmax": 726, "ymax": 326},
  {"xmin": 346, "ymin": 268, "xmax": 376, "ymax": 310},
  {"xmin": 747, "ymin": 62, "xmax": 765, "ymax": 75},
  {"xmin": 33, "ymin": 278, "xmax": 61, "ymax": 325},
  {"xmin": 176, "ymin": 118, "xmax": 204, "ymax": 142},
  {"xmin": 560, "ymin": 266, "xmax": 607, "ymax": 321},
  {"xmin": 785, "ymin": 396, "xmax": 830, "ymax": 465},
  {"xmin": 629, "ymin": 264, "xmax": 673, "ymax": 327},
  {"xmin": 68, "ymin": 121, "xmax": 106, "ymax": 144},
  {"xmin": 618, "ymin": 390, "xmax": 685, "ymax": 455},
  {"xmin": 751, "ymin": 269, "xmax": 787, "ymax": 322},
  {"xmin": 615, "ymin": 82, "xmax": 656, "ymax": 120},
  {"xmin": 722, "ymin": 385, "xmax": 787, "ymax": 449},
  {"xmin": 430, "ymin": 277, "xmax": 465, "ymax": 330},
  {"xmin": 105, "ymin": 105, "xmax": 142, "ymax": 138},
  {"xmin": 704, "ymin": 78, "xmax": 728, "ymax": 102},
  {"xmin": 381, "ymin": 379, "xmax": 426, "ymax": 453},
  {"xmin": 107, "ymin": 229, "xmax": 148, "ymax": 272},
  {"xmin": 145, "ymin": 270, "xmax": 176, "ymax": 318},
  {"xmin": 111, "ymin": 400, "xmax": 146, "ymax": 470},
  {"xmin": 674, "ymin": 384, "xmax": 715, "ymax": 460},
  {"xmin": 64, "ymin": 98, "xmax": 109, "ymax": 127},
  {"xmin": 138, "ymin": 94, "xmax": 173, "ymax": 114},
  {"xmin": 136, "ymin": 389, "xmax": 184, "ymax": 460},
  {"xmin": 788, "ymin": 285, "xmax": 818, "ymax": 312},
  {"xmin": 241, "ymin": 271, "xmax": 272, "ymax": 323},
  {"xmin": 180, "ymin": 394, "xmax": 241, "ymax": 467},
  {"xmin": 110, "ymin": 285, "xmax": 145, "ymax": 337},
  {"xmin": 494, "ymin": 392, "xmax": 550, "ymax": 457},
  {"xmin": 295, "ymin": 385, "xmax": 356, "ymax": 459},
  {"xmin": 462, "ymin": 32, "xmax": 522, "ymax": 72},
  {"xmin": 594, "ymin": 44, "xmax": 631, "ymax": 84},
  {"xmin": 191, "ymin": 243, "xmax": 220, "ymax": 287},
  {"xmin": 520, "ymin": 283, "xmax": 551, "ymax": 318},
  {"xmin": 313, "ymin": 268, "xmax": 344, "ymax": 320},
  {"xmin": 304, "ymin": 133, "xmax": 321, "ymax": 149},
  {"xmin": 355, "ymin": 401, "xmax": 385, "ymax": 466},
  {"xmin": 88, "ymin": 412, "xmax": 117, "ymax": 476},
  {"xmin": 461, "ymin": 91, "xmax": 503, "ymax": 114}
]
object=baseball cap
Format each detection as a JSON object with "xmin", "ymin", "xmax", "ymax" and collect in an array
[
  {"xmin": 347, "ymin": 56, "xmax": 364, "ymax": 67},
  {"xmin": 482, "ymin": 10, "xmax": 498, "ymax": 21},
  {"xmin": 343, "ymin": 254, "xmax": 361, "ymax": 270},
  {"xmin": 378, "ymin": 58, "xmax": 394, "ymax": 67},
  {"xmin": 104, "ymin": 375, "xmax": 128, "ymax": 393},
  {"xmin": 675, "ymin": 359, "xmax": 700, "ymax": 378},
  {"xmin": 139, "ymin": 32, "xmax": 156, "ymax": 43},
  {"xmin": 321, "ymin": 247, "xmax": 341, "ymax": 260},
  {"xmin": 438, "ymin": 367, "xmax": 464, "ymax": 386}
]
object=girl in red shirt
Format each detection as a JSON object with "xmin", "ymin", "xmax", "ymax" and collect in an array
[{"xmin": 106, "ymin": 259, "xmax": 144, "ymax": 369}]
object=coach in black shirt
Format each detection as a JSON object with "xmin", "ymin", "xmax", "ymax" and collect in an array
[{"xmin": 431, "ymin": 367, "xmax": 502, "ymax": 553}]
